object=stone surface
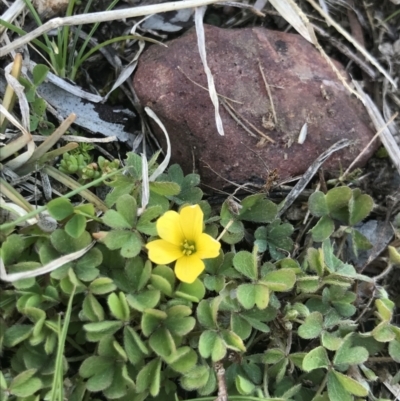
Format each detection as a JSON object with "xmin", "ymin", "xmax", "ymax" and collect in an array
[{"xmin": 133, "ymin": 25, "xmax": 376, "ymax": 190}]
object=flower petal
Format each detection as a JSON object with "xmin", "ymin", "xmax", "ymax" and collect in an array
[
  {"xmin": 146, "ymin": 239, "xmax": 182, "ymax": 264},
  {"xmin": 179, "ymin": 205, "xmax": 203, "ymax": 242},
  {"xmin": 174, "ymin": 255, "xmax": 205, "ymax": 283},
  {"xmin": 196, "ymin": 233, "xmax": 221, "ymax": 259},
  {"xmin": 157, "ymin": 210, "xmax": 184, "ymax": 245}
]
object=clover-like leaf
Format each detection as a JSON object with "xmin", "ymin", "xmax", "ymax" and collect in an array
[
  {"xmin": 321, "ymin": 331, "xmax": 343, "ymax": 351},
  {"xmin": 199, "ymin": 330, "xmax": 226, "ymax": 361},
  {"xmin": 47, "ymin": 198, "xmax": 74, "ymax": 221},
  {"xmin": 3, "ymin": 325, "xmax": 33, "ymax": 347},
  {"xmin": 89, "ymin": 277, "xmax": 116, "ymax": 295},
  {"xmin": 149, "ymin": 326, "xmax": 176, "ymax": 357},
  {"xmin": 103, "ymin": 230, "xmax": 142, "ymax": 258},
  {"xmin": 79, "ymin": 356, "xmax": 115, "ymax": 392},
  {"xmin": 310, "ymin": 216, "xmax": 334, "ymax": 242},
  {"xmin": 231, "ymin": 314, "xmax": 252, "ymax": 340},
  {"xmin": 141, "ymin": 309, "xmax": 167, "ymax": 337},
  {"xmin": 221, "ymin": 329, "xmax": 246, "ymax": 352},
  {"xmin": 333, "ymin": 333, "xmax": 368, "ymax": 366},
  {"xmin": 175, "ymin": 278, "xmax": 206, "ymax": 302},
  {"xmin": 298, "ymin": 312, "xmax": 323, "ymax": 339},
  {"xmin": 65, "ymin": 214, "xmax": 87, "ymax": 239},
  {"xmin": 107, "ymin": 292, "xmax": 130, "ymax": 322},
  {"xmin": 197, "ymin": 299, "xmax": 218, "ymax": 329},
  {"xmin": 51, "ymin": 229, "xmax": 91, "ymax": 254},
  {"xmin": 83, "ymin": 321, "xmax": 123, "ymax": 342},
  {"xmin": 136, "ymin": 358, "xmax": 162, "ymax": 396},
  {"xmin": 237, "ymin": 284, "xmax": 257, "ymax": 310},
  {"xmin": 180, "ymin": 365, "xmax": 210, "ymax": 391},
  {"xmin": 388, "ymin": 245, "xmax": 400, "ymax": 265},
  {"xmin": 375, "ymin": 298, "xmax": 394, "ymax": 322},
  {"xmin": 149, "ymin": 181, "xmax": 181, "ymax": 196},
  {"xmin": 238, "ymin": 194, "xmax": 278, "ymax": 223},
  {"xmin": 262, "ymin": 268, "xmax": 296, "ymax": 292},
  {"xmin": 166, "ymin": 347, "xmax": 198, "ymax": 374},
  {"xmin": 9, "ymin": 369, "xmax": 42, "ymax": 397},
  {"xmin": 115, "ymin": 194, "xmax": 137, "ymax": 227},
  {"xmin": 296, "ymin": 276, "xmax": 321, "ymax": 293},
  {"xmin": 233, "ymin": 251, "xmax": 257, "ymax": 280},
  {"xmin": 325, "ymin": 186, "xmax": 352, "ymax": 213},
  {"xmin": 137, "ymin": 205, "xmax": 163, "ymax": 235},
  {"xmin": 123, "ymin": 326, "xmax": 149, "ymax": 365},
  {"xmin": 389, "ymin": 339, "xmax": 400, "ymax": 363},
  {"xmin": 82, "ymin": 293, "xmax": 105, "ymax": 322},
  {"xmin": 349, "ymin": 190, "xmax": 373, "ymax": 226},
  {"xmin": 126, "ymin": 290, "xmax": 160, "ymax": 312},
  {"xmin": 167, "ymin": 170, "xmax": 203, "ymax": 205},
  {"xmin": 302, "ymin": 346, "xmax": 330, "ymax": 372},
  {"xmin": 308, "ymin": 191, "xmax": 329, "ymax": 217},
  {"xmin": 307, "ymin": 247, "xmax": 325, "ymax": 276},
  {"xmin": 371, "ymin": 321, "xmax": 395, "ymax": 342},
  {"xmin": 235, "ymin": 375, "xmax": 255, "ymax": 395},
  {"xmin": 102, "ymin": 210, "xmax": 132, "ymax": 229},
  {"xmin": 330, "ymin": 370, "xmax": 368, "ymax": 397},
  {"xmin": 254, "ymin": 219, "xmax": 294, "ymax": 260}
]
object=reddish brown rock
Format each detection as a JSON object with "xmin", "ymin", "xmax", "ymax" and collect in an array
[{"xmin": 133, "ymin": 25, "xmax": 376, "ymax": 190}]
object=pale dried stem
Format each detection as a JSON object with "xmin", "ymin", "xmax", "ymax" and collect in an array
[
  {"xmin": 223, "ymin": 99, "xmax": 275, "ymax": 143},
  {"xmin": 258, "ymin": 61, "xmax": 278, "ymax": 125},
  {"xmin": 340, "ymin": 112, "xmax": 398, "ymax": 181},
  {"xmin": 306, "ymin": 0, "xmax": 397, "ymax": 88},
  {"xmin": 0, "ymin": 0, "xmax": 223, "ymax": 57}
]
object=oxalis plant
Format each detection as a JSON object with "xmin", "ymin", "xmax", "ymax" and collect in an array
[{"xmin": 1, "ymin": 151, "xmax": 400, "ymax": 401}]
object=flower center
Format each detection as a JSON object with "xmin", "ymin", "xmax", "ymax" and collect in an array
[{"xmin": 181, "ymin": 240, "xmax": 196, "ymax": 256}]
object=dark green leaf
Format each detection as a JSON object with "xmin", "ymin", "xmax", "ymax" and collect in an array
[
  {"xmin": 102, "ymin": 210, "xmax": 132, "ymax": 229},
  {"xmin": 3, "ymin": 325, "xmax": 33, "ymax": 347},
  {"xmin": 302, "ymin": 346, "xmax": 330, "ymax": 372},
  {"xmin": 239, "ymin": 194, "xmax": 277, "ymax": 223},
  {"xmin": 65, "ymin": 214, "xmax": 87, "ymax": 239},
  {"xmin": 308, "ymin": 191, "xmax": 329, "ymax": 217},
  {"xmin": 47, "ymin": 198, "xmax": 74, "ymax": 220},
  {"xmin": 150, "ymin": 181, "xmax": 181, "ymax": 196},
  {"xmin": 149, "ymin": 327, "xmax": 175, "ymax": 357},
  {"xmin": 326, "ymin": 187, "xmax": 352, "ymax": 213},
  {"xmin": 349, "ymin": 191, "xmax": 373, "ymax": 225},
  {"xmin": 180, "ymin": 365, "xmax": 210, "ymax": 391},
  {"xmin": 298, "ymin": 312, "xmax": 323, "ymax": 339},
  {"xmin": 333, "ymin": 333, "xmax": 368, "ymax": 366},
  {"xmin": 233, "ymin": 251, "xmax": 257, "ymax": 280},
  {"xmin": 310, "ymin": 216, "xmax": 334, "ymax": 242}
]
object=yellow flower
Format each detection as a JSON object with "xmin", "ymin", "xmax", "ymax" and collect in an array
[{"xmin": 146, "ymin": 204, "xmax": 221, "ymax": 283}]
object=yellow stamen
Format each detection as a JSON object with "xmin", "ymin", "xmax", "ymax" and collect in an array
[{"xmin": 182, "ymin": 240, "xmax": 196, "ymax": 256}]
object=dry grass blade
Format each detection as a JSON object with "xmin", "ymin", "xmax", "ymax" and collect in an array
[
  {"xmin": 277, "ymin": 138, "xmax": 353, "ymax": 217},
  {"xmin": 0, "ymin": 104, "xmax": 35, "ymax": 168},
  {"xmin": 0, "ymin": 0, "xmax": 25, "ymax": 35},
  {"xmin": 353, "ymin": 81, "xmax": 400, "ymax": 175},
  {"xmin": 44, "ymin": 166, "xmax": 108, "ymax": 212},
  {"xmin": 268, "ymin": 0, "xmax": 317, "ymax": 44},
  {"xmin": 0, "ymin": 54, "xmax": 22, "ymax": 132},
  {"xmin": 4, "ymin": 57, "xmax": 30, "ymax": 131},
  {"xmin": 16, "ymin": 113, "xmax": 76, "ymax": 175},
  {"xmin": 340, "ymin": 112, "xmax": 398, "ymax": 181},
  {"xmin": 146, "ymin": 107, "xmax": 171, "ymax": 181},
  {"xmin": 0, "ymin": 177, "xmax": 35, "ymax": 213},
  {"xmin": 0, "ymin": 0, "xmax": 223, "ymax": 57},
  {"xmin": 195, "ymin": 6, "xmax": 224, "ymax": 136},
  {"xmin": 0, "ymin": 199, "xmax": 38, "ymax": 226},
  {"xmin": 306, "ymin": 0, "xmax": 397, "ymax": 89},
  {"xmin": 138, "ymin": 153, "xmax": 149, "ymax": 216},
  {"xmin": 0, "ymin": 242, "xmax": 95, "ymax": 282}
]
